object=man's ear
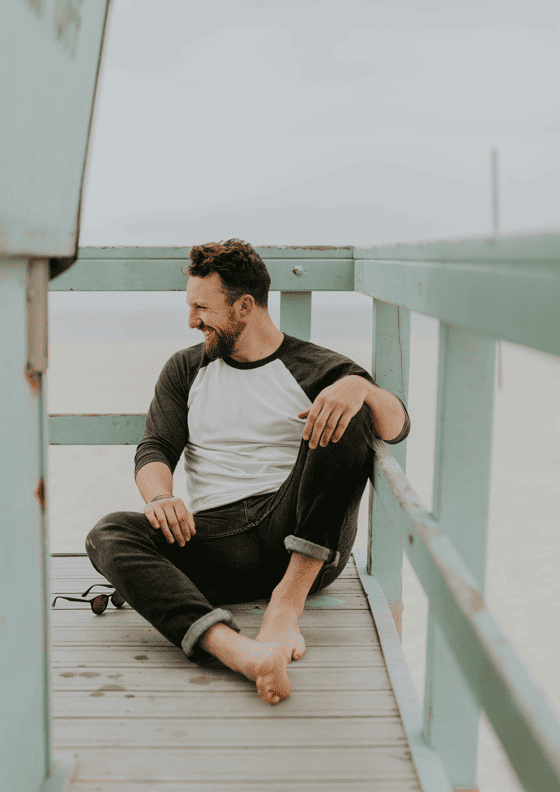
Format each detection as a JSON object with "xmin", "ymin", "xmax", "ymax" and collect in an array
[{"xmin": 239, "ymin": 294, "xmax": 255, "ymax": 316}]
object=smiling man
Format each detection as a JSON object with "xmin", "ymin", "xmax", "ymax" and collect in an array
[{"xmin": 85, "ymin": 239, "xmax": 410, "ymax": 705}]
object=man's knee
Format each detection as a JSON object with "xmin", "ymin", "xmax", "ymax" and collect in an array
[{"xmin": 85, "ymin": 511, "xmax": 145, "ymax": 555}]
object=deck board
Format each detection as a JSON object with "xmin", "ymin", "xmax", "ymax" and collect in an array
[{"xmin": 50, "ymin": 554, "xmax": 421, "ymax": 791}]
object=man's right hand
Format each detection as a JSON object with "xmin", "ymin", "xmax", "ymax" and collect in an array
[{"xmin": 143, "ymin": 496, "xmax": 196, "ymax": 547}]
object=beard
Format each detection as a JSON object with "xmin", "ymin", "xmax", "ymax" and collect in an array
[{"xmin": 202, "ymin": 323, "xmax": 243, "ymax": 361}]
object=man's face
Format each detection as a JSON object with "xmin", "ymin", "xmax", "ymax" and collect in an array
[{"xmin": 186, "ymin": 273, "xmax": 244, "ymax": 361}]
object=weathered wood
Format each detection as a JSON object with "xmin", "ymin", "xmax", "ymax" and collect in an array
[
  {"xmin": 280, "ymin": 291, "xmax": 312, "ymax": 340},
  {"xmin": 367, "ymin": 298, "xmax": 410, "ymax": 627},
  {"xmin": 48, "ymin": 555, "xmax": 421, "ymax": 789},
  {"xmin": 56, "ymin": 746, "xmax": 418, "ymax": 783},
  {"xmin": 51, "ymin": 665, "xmax": 392, "ymax": 692},
  {"xmin": 51, "ymin": 626, "xmax": 378, "ymax": 647},
  {"xmin": 423, "ymin": 325, "xmax": 496, "ymax": 788},
  {"xmin": 53, "ymin": 690, "xmax": 399, "ymax": 718},
  {"xmin": 67, "ymin": 782, "xmax": 421, "ymax": 792},
  {"xmin": 354, "ymin": 258, "xmax": 560, "ymax": 357},
  {"xmin": 50, "ymin": 257, "xmax": 354, "ymax": 293},
  {"xmin": 53, "ymin": 715, "xmax": 407, "ymax": 747},
  {"xmin": 50, "ymin": 645, "xmax": 384, "ymax": 667}
]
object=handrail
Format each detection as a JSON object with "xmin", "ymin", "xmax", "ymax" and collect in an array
[{"xmin": 49, "ymin": 235, "xmax": 560, "ymax": 792}]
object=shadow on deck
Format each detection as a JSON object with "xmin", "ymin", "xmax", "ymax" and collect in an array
[{"xmin": 50, "ymin": 554, "xmax": 421, "ymax": 791}]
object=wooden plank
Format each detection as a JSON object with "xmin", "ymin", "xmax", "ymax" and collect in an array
[
  {"xmin": 60, "ymin": 746, "xmax": 418, "ymax": 783},
  {"xmin": 355, "ymin": 553, "xmax": 453, "ymax": 792},
  {"xmin": 50, "ymin": 609, "xmax": 374, "ymax": 628},
  {"xmin": 50, "ymin": 645, "xmax": 384, "ymax": 667},
  {"xmin": 280, "ymin": 291, "xmax": 311, "ymax": 340},
  {"xmin": 368, "ymin": 299, "xmax": 409, "ymax": 620},
  {"xmin": 53, "ymin": 715, "xmax": 407, "ymax": 748},
  {"xmin": 49, "ymin": 258, "xmax": 354, "ymax": 292},
  {"xmin": 49, "ymin": 414, "xmax": 146, "ymax": 445},
  {"xmin": 51, "ymin": 626, "xmax": 378, "ymax": 647},
  {"xmin": 51, "ymin": 665, "xmax": 392, "ymax": 693},
  {"xmin": 77, "ymin": 246, "xmax": 354, "ymax": 260},
  {"xmin": 354, "ymin": 229, "xmax": 560, "ymax": 264},
  {"xmin": 68, "ymin": 781, "xmax": 422, "ymax": 792},
  {"xmin": 53, "ymin": 690, "xmax": 399, "ymax": 718},
  {"xmin": 354, "ymin": 257, "xmax": 560, "ymax": 357},
  {"xmin": 51, "ymin": 594, "xmax": 367, "ymax": 611}
]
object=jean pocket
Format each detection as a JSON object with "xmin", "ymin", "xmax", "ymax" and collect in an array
[{"xmin": 193, "ymin": 499, "xmax": 249, "ymax": 540}]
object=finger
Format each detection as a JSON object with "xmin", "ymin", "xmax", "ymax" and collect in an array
[
  {"xmin": 318, "ymin": 408, "xmax": 345, "ymax": 447},
  {"xmin": 144, "ymin": 506, "xmax": 160, "ymax": 531},
  {"xmin": 298, "ymin": 409, "xmax": 309, "ymax": 419},
  {"xmin": 308, "ymin": 405, "xmax": 331, "ymax": 449},
  {"xmin": 331, "ymin": 414, "xmax": 352, "ymax": 443},
  {"xmin": 302, "ymin": 405, "xmax": 322, "ymax": 442},
  {"xmin": 162, "ymin": 504, "xmax": 186, "ymax": 546},
  {"xmin": 177, "ymin": 506, "xmax": 196, "ymax": 542}
]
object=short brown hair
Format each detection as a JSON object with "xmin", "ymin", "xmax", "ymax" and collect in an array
[{"xmin": 186, "ymin": 239, "xmax": 271, "ymax": 309}]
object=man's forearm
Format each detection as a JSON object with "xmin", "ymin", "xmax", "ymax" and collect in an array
[
  {"xmin": 136, "ymin": 461, "xmax": 174, "ymax": 504},
  {"xmin": 361, "ymin": 380, "xmax": 406, "ymax": 442}
]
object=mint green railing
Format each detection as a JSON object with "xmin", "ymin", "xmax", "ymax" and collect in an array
[{"xmin": 49, "ymin": 235, "xmax": 560, "ymax": 792}]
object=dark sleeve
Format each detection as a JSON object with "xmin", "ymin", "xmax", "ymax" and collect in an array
[
  {"xmin": 133, "ymin": 350, "xmax": 192, "ymax": 480},
  {"xmin": 280, "ymin": 336, "xmax": 410, "ymax": 445}
]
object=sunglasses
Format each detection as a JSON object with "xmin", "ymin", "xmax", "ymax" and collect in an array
[{"xmin": 52, "ymin": 584, "xmax": 126, "ymax": 615}]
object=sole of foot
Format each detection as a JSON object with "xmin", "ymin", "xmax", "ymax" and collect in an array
[{"xmin": 254, "ymin": 646, "xmax": 292, "ymax": 705}]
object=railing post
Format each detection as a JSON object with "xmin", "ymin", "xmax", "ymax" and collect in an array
[
  {"xmin": 279, "ymin": 291, "xmax": 312, "ymax": 340},
  {"xmin": 423, "ymin": 323, "xmax": 496, "ymax": 791},
  {"xmin": 368, "ymin": 299, "xmax": 410, "ymax": 639}
]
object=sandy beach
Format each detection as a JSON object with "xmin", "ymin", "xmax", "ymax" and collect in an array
[{"xmin": 46, "ymin": 332, "xmax": 560, "ymax": 792}]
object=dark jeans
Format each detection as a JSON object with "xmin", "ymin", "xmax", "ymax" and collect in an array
[{"xmin": 85, "ymin": 404, "xmax": 375, "ymax": 664}]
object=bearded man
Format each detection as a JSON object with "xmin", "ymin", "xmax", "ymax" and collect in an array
[{"xmin": 86, "ymin": 239, "xmax": 410, "ymax": 705}]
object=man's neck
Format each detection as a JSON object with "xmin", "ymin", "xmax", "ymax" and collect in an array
[{"xmin": 229, "ymin": 325, "xmax": 285, "ymax": 363}]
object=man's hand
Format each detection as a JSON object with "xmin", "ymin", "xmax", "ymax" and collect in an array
[
  {"xmin": 298, "ymin": 376, "xmax": 368, "ymax": 449},
  {"xmin": 143, "ymin": 496, "xmax": 196, "ymax": 547}
]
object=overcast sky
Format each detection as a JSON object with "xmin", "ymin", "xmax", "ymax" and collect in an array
[{"xmin": 79, "ymin": 0, "xmax": 560, "ymax": 248}]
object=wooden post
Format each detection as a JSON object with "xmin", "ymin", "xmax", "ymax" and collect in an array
[
  {"xmin": 280, "ymin": 291, "xmax": 312, "ymax": 340},
  {"xmin": 423, "ymin": 323, "xmax": 497, "ymax": 791},
  {"xmin": 368, "ymin": 300, "xmax": 410, "ymax": 640}
]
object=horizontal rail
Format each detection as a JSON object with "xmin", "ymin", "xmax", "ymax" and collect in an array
[
  {"xmin": 354, "ymin": 259, "xmax": 560, "ymax": 357},
  {"xmin": 49, "ymin": 414, "xmax": 146, "ymax": 445},
  {"xmin": 354, "ymin": 228, "xmax": 560, "ymax": 266},
  {"xmin": 49, "ymin": 250, "xmax": 354, "ymax": 292},
  {"xmin": 372, "ymin": 437, "xmax": 560, "ymax": 792}
]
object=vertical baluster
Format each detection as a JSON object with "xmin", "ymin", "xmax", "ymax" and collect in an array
[
  {"xmin": 279, "ymin": 291, "xmax": 312, "ymax": 340},
  {"xmin": 423, "ymin": 323, "xmax": 497, "ymax": 790},
  {"xmin": 368, "ymin": 300, "xmax": 410, "ymax": 639}
]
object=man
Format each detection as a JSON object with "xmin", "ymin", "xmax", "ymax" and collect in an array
[{"xmin": 86, "ymin": 239, "xmax": 410, "ymax": 706}]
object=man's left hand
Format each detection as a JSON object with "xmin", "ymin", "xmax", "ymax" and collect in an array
[{"xmin": 298, "ymin": 376, "xmax": 368, "ymax": 449}]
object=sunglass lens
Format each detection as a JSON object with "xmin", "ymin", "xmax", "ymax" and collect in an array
[
  {"xmin": 91, "ymin": 595, "xmax": 108, "ymax": 615},
  {"xmin": 111, "ymin": 591, "xmax": 126, "ymax": 608}
]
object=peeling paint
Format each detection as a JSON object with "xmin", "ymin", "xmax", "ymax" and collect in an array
[{"xmin": 34, "ymin": 476, "xmax": 46, "ymax": 513}]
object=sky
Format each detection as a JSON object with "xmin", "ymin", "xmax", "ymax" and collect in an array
[
  {"xmin": 52, "ymin": 0, "xmax": 560, "ymax": 340},
  {"xmin": 79, "ymin": 0, "xmax": 560, "ymax": 248}
]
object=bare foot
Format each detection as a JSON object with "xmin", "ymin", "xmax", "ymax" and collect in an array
[
  {"xmin": 199, "ymin": 624, "xmax": 292, "ymax": 705},
  {"xmin": 249, "ymin": 642, "xmax": 292, "ymax": 705},
  {"xmin": 256, "ymin": 603, "xmax": 306, "ymax": 661}
]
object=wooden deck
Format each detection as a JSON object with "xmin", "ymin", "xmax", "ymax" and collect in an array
[{"xmin": 50, "ymin": 554, "xmax": 422, "ymax": 791}]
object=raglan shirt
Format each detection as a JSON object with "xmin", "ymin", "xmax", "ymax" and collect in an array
[{"xmin": 134, "ymin": 333, "xmax": 410, "ymax": 515}]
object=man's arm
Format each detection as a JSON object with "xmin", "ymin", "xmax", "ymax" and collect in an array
[
  {"xmin": 360, "ymin": 379, "xmax": 408, "ymax": 442},
  {"xmin": 299, "ymin": 374, "xmax": 408, "ymax": 449}
]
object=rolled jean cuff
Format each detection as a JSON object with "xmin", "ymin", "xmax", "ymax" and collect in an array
[
  {"xmin": 284, "ymin": 535, "xmax": 340, "ymax": 568},
  {"xmin": 180, "ymin": 608, "xmax": 241, "ymax": 664}
]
